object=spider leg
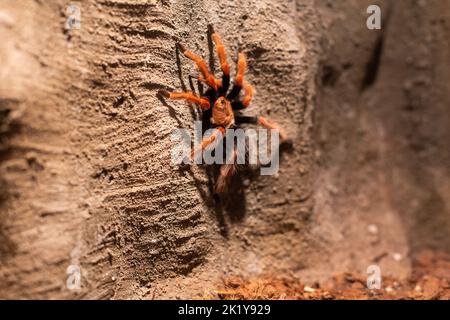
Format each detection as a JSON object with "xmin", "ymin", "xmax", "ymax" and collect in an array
[
  {"xmin": 158, "ymin": 89, "xmax": 210, "ymax": 110},
  {"xmin": 198, "ymin": 74, "xmax": 222, "ymax": 89},
  {"xmin": 235, "ymin": 52, "xmax": 247, "ymax": 87},
  {"xmin": 191, "ymin": 127, "xmax": 225, "ymax": 161},
  {"xmin": 231, "ymin": 80, "xmax": 254, "ymax": 110},
  {"xmin": 215, "ymin": 147, "xmax": 238, "ymax": 194},
  {"xmin": 230, "ymin": 80, "xmax": 254, "ymax": 110},
  {"xmin": 208, "ymin": 24, "xmax": 231, "ymax": 95},
  {"xmin": 234, "ymin": 115, "xmax": 258, "ymax": 124},
  {"xmin": 227, "ymin": 52, "xmax": 247, "ymax": 100},
  {"xmin": 177, "ymin": 43, "xmax": 218, "ymax": 90},
  {"xmin": 235, "ymin": 115, "xmax": 291, "ymax": 143},
  {"xmin": 258, "ymin": 116, "xmax": 291, "ymax": 143},
  {"xmin": 241, "ymin": 81, "xmax": 254, "ymax": 107}
]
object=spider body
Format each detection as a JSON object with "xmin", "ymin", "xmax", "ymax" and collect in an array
[{"xmin": 159, "ymin": 25, "xmax": 290, "ymax": 193}]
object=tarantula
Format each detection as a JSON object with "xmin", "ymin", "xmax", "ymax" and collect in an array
[{"xmin": 159, "ymin": 25, "xmax": 291, "ymax": 193}]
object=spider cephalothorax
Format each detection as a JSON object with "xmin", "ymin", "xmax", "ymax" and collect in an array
[
  {"xmin": 159, "ymin": 25, "xmax": 291, "ymax": 193},
  {"xmin": 211, "ymin": 97, "xmax": 234, "ymax": 128}
]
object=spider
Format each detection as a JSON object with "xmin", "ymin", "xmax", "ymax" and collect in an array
[{"xmin": 158, "ymin": 25, "xmax": 291, "ymax": 193}]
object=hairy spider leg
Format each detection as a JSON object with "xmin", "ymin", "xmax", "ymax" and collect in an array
[
  {"xmin": 215, "ymin": 147, "xmax": 238, "ymax": 194},
  {"xmin": 158, "ymin": 90, "xmax": 210, "ymax": 110},
  {"xmin": 241, "ymin": 81, "xmax": 254, "ymax": 107},
  {"xmin": 234, "ymin": 115, "xmax": 258, "ymax": 125},
  {"xmin": 235, "ymin": 52, "xmax": 247, "ymax": 87},
  {"xmin": 198, "ymin": 74, "xmax": 222, "ymax": 89},
  {"xmin": 230, "ymin": 80, "xmax": 254, "ymax": 110},
  {"xmin": 227, "ymin": 52, "xmax": 247, "ymax": 100},
  {"xmin": 191, "ymin": 127, "xmax": 225, "ymax": 161},
  {"xmin": 177, "ymin": 43, "xmax": 218, "ymax": 91},
  {"xmin": 209, "ymin": 24, "xmax": 231, "ymax": 95},
  {"xmin": 235, "ymin": 115, "xmax": 290, "ymax": 142}
]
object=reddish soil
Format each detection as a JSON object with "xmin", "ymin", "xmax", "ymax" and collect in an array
[{"xmin": 211, "ymin": 251, "xmax": 450, "ymax": 300}]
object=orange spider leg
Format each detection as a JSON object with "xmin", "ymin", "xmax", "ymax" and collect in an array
[
  {"xmin": 242, "ymin": 81, "xmax": 254, "ymax": 107},
  {"xmin": 258, "ymin": 116, "xmax": 289, "ymax": 142},
  {"xmin": 191, "ymin": 127, "xmax": 225, "ymax": 161},
  {"xmin": 158, "ymin": 89, "xmax": 210, "ymax": 110},
  {"xmin": 211, "ymin": 31, "xmax": 230, "ymax": 76},
  {"xmin": 198, "ymin": 75, "xmax": 222, "ymax": 89},
  {"xmin": 177, "ymin": 43, "xmax": 218, "ymax": 90},
  {"xmin": 235, "ymin": 52, "xmax": 247, "ymax": 87}
]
